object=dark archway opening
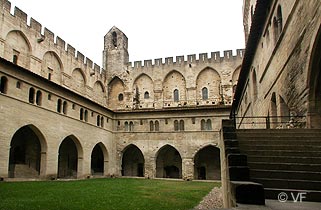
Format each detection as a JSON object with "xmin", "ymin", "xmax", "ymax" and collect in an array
[
  {"xmin": 156, "ymin": 145, "xmax": 182, "ymax": 179},
  {"xmin": 194, "ymin": 146, "xmax": 221, "ymax": 180},
  {"xmin": 58, "ymin": 137, "xmax": 78, "ymax": 178},
  {"xmin": 91, "ymin": 144, "xmax": 104, "ymax": 176},
  {"xmin": 121, "ymin": 145, "xmax": 144, "ymax": 177},
  {"xmin": 8, "ymin": 125, "xmax": 42, "ymax": 178}
]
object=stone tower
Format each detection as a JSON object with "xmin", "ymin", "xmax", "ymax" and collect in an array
[{"xmin": 103, "ymin": 26, "xmax": 129, "ymax": 80}]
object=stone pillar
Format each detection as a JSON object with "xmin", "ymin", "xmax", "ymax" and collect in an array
[
  {"xmin": 45, "ymin": 145, "xmax": 58, "ymax": 179},
  {"xmin": 145, "ymin": 156, "xmax": 156, "ymax": 178},
  {"xmin": 182, "ymin": 157, "xmax": 194, "ymax": 180}
]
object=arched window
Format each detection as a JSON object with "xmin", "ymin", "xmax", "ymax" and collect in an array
[
  {"xmin": 155, "ymin": 120, "xmax": 159, "ymax": 131},
  {"xmin": 112, "ymin": 32, "xmax": 117, "ymax": 48},
  {"xmin": 206, "ymin": 119, "xmax": 212, "ymax": 130},
  {"xmin": 144, "ymin": 91, "xmax": 149, "ymax": 99},
  {"xmin": 174, "ymin": 89, "xmax": 179, "ymax": 102},
  {"xmin": 118, "ymin": 93, "xmax": 124, "ymax": 101},
  {"xmin": 150, "ymin": 121, "xmax": 154, "ymax": 131},
  {"xmin": 124, "ymin": 122, "xmax": 129, "ymax": 131},
  {"xmin": 179, "ymin": 120, "xmax": 185, "ymax": 131},
  {"xmin": 36, "ymin": 90, "xmax": 42, "ymax": 106},
  {"xmin": 174, "ymin": 120, "xmax": 179, "ymax": 131},
  {"xmin": 0, "ymin": 76, "xmax": 8, "ymax": 94},
  {"xmin": 63, "ymin": 101, "xmax": 68, "ymax": 114},
  {"xmin": 202, "ymin": 87, "xmax": 208, "ymax": 100},
  {"xmin": 29, "ymin": 88, "xmax": 35, "ymax": 104},
  {"xmin": 16, "ymin": 81, "xmax": 21, "ymax": 89},
  {"xmin": 84, "ymin": 110, "xmax": 88, "ymax": 122},
  {"xmin": 201, "ymin": 119, "xmax": 206, "ymax": 130},
  {"xmin": 13, "ymin": 55, "xmax": 18, "ymax": 64},
  {"xmin": 80, "ymin": 108, "xmax": 84, "ymax": 120},
  {"xmin": 97, "ymin": 115, "xmax": 100, "ymax": 126},
  {"xmin": 273, "ymin": 5, "xmax": 283, "ymax": 43},
  {"xmin": 57, "ymin": 99, "xmax": 62, "ymax": 113},
  {"xmin": 101, "ymin": 116, "xmax": 104, "ymax": 128},
  {"xmin": 129, "ymin": 121, "xmax": 134, "ymax": 131},
  {"xmin": 252, "ymin": 70, "xmax": 258, "ymax": 100}
]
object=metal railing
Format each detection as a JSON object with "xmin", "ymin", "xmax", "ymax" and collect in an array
[{"xmin": 231, "ymin": 115, "xmax": 306, "ymax": 129}]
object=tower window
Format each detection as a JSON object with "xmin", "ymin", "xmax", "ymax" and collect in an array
[
  {"xmin": 57, "ymin": 99, "xmax": 62, "ymax": 113},
  {"xmin": 16, "ymin": 81, "xmax": 21, "ymax": 89},
  {"xmin": 202, "ymin": 87, "xmax": 208, "ymax": 100},
  {"xmin": 63, "ymin": 101, "xmax": 68, "ymax": 114},
  {"xmin": 0, "ymin": 76, "xmax": 8, "ymax": 94},
  {"xmin": 144, "ymin": 91, "xmax": 149, "ymax": 99},
  {"xmin": 29, "ymin": 88, "xmax": 35, "ymax": 104},
  {"xmin": 13, "ymin": 55, "xmax": 18, "ymax": 64},
  {"xmin": 118, "ymin": 93, "xmax": 124, "ymax": 101},
  {"xmin": 112, "ymin": 32, "xmax": 117, "ymax": 48},
  {"xmin": 36, "ymin": 90, "xmax": 42, "ymax": 106},
  {"xmin": 174, "ymin": 89, "xmax": 179, "ymax": 102}
]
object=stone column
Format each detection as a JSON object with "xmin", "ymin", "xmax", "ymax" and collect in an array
[
  {"xmin": 182, "ymin": 157, "xmax": 194, "ymax": 180},
  {"xmin": 145, "ymin": 156, "xmax": 156, "ymax": 179}
]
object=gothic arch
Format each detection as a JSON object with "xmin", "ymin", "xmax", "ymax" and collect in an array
[
  {"xmin": 72, "ymin": 68, "xmax": 86, "ymax": 91},
  {"xmin": 8, "ymin": 124, "xmax": 47, "ymax": 178},
  {"xmin": 41, "ymin": 51, "xmax": 63, "ymax": 84},
  {"xmin": 57, "ymin": 135, "xmax": 83, "ymax": 178},
  {"xmin": 193, "ymin": 145, "xmax": 220, "ymax": 180},
  {"xmin": 121, "ymin": 144, "xmax": 145, "ymax": 177},
  {"xmin": 91, "ymin": 142, "xmax": 109, "ymax": 176},
  {"xmin": 307, "ymin": 23, "xmax": 321, "ymax": 128},
  {"xmin": 4, "ymin": 30, "xmax": 31, "ymax": 69},
  {"xmin": 108, "ymin": 76, "xmax": 125, "ymax": 109},
  {"xmin": 93, "ymin": 80, "xmax": 105, "ymax": 103},
  {"xmin": 133, "ymin": 73, "xmax": 154, "ymax": 104},
  {"xmin": 155, "ymin": 144, "xmax": 182, "ymax": 179},
  {"xmin": 163, "ymin": 70, "xmax": 186, "ymax": 103},
  {"xmin": 196, "ymin": 67, "xmax": 221, "ymax": 102}
]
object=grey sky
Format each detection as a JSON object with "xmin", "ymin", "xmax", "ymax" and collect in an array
[{"xmin": 8, "ymin": 0, "xmax": 245, "ymax": 67}]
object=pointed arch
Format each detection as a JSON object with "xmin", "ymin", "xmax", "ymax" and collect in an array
[
  {"xmin": 91, "ymin": 142, "xmax": 109, "ymax": 176},
  {"xmin": 121, "ymin": 144, "xmax": 145, "ymax": 177},
  {"xmin": 8, "ymin": 124, "xmax": 47, "ymax": 178},
  {"xmin": 196, "ymin": 67, "xmax": 221, "ymax": 102},
  {"xmin": 193, "ymin": 145, "xmax": 220, "ymax": 180},
  {"xmin": 4, "ymin": 30, "xmax": 31, "ymax": 69},
  {"xmin": 108, "ymin": 76, "xmax": 125, "ymax": 109},
  {"xmin": 269, "ymin": 92, "xmax": 278, "ymax": 128},
  {"xmin": 133, "ymin": 73, "xmax": 154, "ymax": 104},
  {"xmin": 41, "ymin": 51, "xmax": 63, "ymax": 83},
  {"xmin": 156, "ymin": 144, "xmax": 182, "ymax": 179},
  {"xmin": 163, "ymin": 70, "xmax": 186, "ymax": 103},
  {"xmin": 57, "ymin": 135, "xmax": 83, "ymax": 178}
]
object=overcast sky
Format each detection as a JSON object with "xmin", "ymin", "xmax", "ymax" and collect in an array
[{"xmin": 8, "ymin": 0, "xmax": 245, "ymax": 67}]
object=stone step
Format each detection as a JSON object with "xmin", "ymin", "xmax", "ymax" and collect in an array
[
  {"xmin": 252, "ymin": 178, "xmax": 321, "ymax": 191},
  {"xmin": 248, "ymin": 162, "xmax": 321, "ymax": 172},
  {"xmin": 239, "ymin": 144, "xmax": 321, "ymax": 151},
  {"xmin": 264, "ymin": 188, "xmax": 321, "ymax": 202},
  {"xmin": 237, "ymin": 129, "xmax": 321, "ymax": 134},
  {"xmin": 231, "ymin": 181, "xmax": 265, "ymax": 205},
  {"xmin": 244, "ymin": 150, "xmax": 321, "ymax": 157},
  {"xmin": 247, "ymin": 156, "xmax": 321, "ymax": 164},
  {"xmin": 238, "ymin": 139, "xmax": 321, "ymax": 146},
  {"xmin": 237, "ymin": 136, "xmax": 321, "ymax": 142},
  {"xmin": 250, "ymin": 169, "xmax": 321, "ymax": 181}
]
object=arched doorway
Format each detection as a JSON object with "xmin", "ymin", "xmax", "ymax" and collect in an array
[
  {"xmin": 194, "ymin": 146, "xmax": 221, "ymax": 180},
  {"xmin": 91, "ymin": 143, "xmax": 108, "ymax": 176},
  {"xmin": 156, "ymin": 145, "xmax": 182, "ymax": 179},
  {"xmin": 57, "ymin": 136, "xmax": 82, "ymax": 178},
  {"xmin": 8, "ymin": 125, "xmax": 46, "ymax": 178},
  {"xmin": 121, "ymin": 144, "xmax": 144, "ymax": 177}
]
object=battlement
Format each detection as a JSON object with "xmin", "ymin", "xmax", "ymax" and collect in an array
[
  {"xmin": 1, "ymin": 0, "xmax": 104, "ymax": 74},
  {"xmin": 128, "ymin": 49, "xmax": 244, "ymax": 70}
]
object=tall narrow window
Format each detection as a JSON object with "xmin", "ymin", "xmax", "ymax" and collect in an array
[
  {"xmin": 124, "ymin": 122, "xmax": 129, "ymax": 131},
  {"xmin": 118, "ymin": 93, "xmax": 124, "ymax": 101},
  {"xmin": 277, "ymin": 6, "xmax": 283, "ymax": 35},
  {"xmin": 155, "ymin": 120, "xmax": 159, "ymax": 131},
  {"xmin": 57, "ymin": 99, "xmax": 62, "ymax": 113},
  {"xmin": 206, "ymin": 119, "xmax": 212, "ymax": 130},
  {"xmin": 13, "ymin": 55, "xmax": 18, "ymax": 64},
  {"xmin": 202, "ymin": 87, "xmax": 208, "ymax": 100},
  {"xmin": 16, "ymin": 81, "xmax": 21, "ymax": 89},
  {"xmin": 0, "ymin": 76, "xmax": 8, "ymax": 94},
  {"xmin": 29, "ymin": 88, "xmax": 35, "ymax": 104},
  {"xmin": 63, "ymin": 101, "xmax": 68, "ymax": 114},
  {"xmin": 84, "ymin": 110, "xmax": 88, "ymax": 122},
  {"xmin": 36, "ymin": 90, "xmax": 42, "ymax": 106},
  {"xmin": 179, "ymin": 120, "xmax": 185, "ymax": 131},
  {"xmin": 144, "ymin": 91, "xmax": 149, "ymax": 99},
  {"xmin": 150, "ymin": 121, "xmax": 154, "ymax": 131},
  {"xmin": 129, "ymin": 121, "xmax": 134, "ymax": 131},
  {"xmin": 97, "ymin": 115, "xmax": 100, "ymax": 126},
  {"xmin": 174, "ymin": 89, "xmax": 179, "ymax": 102},
  {"xmin": 174, "ymin": 120, "xmax": 179, "ymax": 131},
  {"xmin": 80, "ymin": 108, "xmax": 84, "ymax": 120},
  {"xmin": 112, "ymin": 32, "xmax": 117, "ymax": 48},
  {"xmin": 201, "ymin": 119, "xmax": 206, "ymax": 130},
  {"xmin": 101, "ymin": 116, "xmax": 104, "ymax": 128}
]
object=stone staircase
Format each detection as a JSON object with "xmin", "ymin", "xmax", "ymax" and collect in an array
[{"xmin": 237, "ymin": 129, "xmax": 321, "ymax": 202}]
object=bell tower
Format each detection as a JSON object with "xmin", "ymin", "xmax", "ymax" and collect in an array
[{"xmin": 103, "ymin": 26, "xmax": 129, "ymax": 79}]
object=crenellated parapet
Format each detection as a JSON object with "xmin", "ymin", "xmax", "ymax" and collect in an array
[
  {"xmin": 128, "ymin": 49, "xmax": 244, "ymax": 71},
  {"xmin": 0, "ymin": 0, "xmax": 107, "ymax": 106}
]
